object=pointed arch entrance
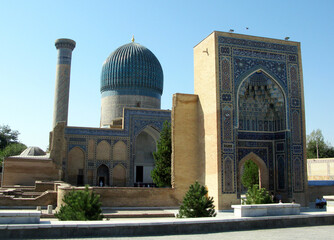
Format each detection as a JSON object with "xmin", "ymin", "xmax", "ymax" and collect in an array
[
  {"xmin": 97, "ymin": 164, "xmax": 109, "ymax": 187},
  {"xmin": 134, "ymin": 126, "xmax": 160, "ymax": 186},
  {"xmin": 238, "ymin": 152, "xmax": 269, "ymax": 193}
]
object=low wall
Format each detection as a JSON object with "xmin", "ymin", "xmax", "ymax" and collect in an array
[
  {"xmin": 57, "ymin": 187, "xmax": 181, "ymax": 209},
  {"xmin": 0, "ymin": 210, "xmax": 41, "ymax": 224},
  {"xmin": 0, "ymin": 191, "xmax": 57, "ymax": 207},
  {"xmin": 34, "ymin": 181, "xmax": 60, "ymax": 192}
]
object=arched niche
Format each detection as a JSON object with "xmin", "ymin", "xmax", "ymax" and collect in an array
[
  {"xmin": 113, "ymin": 141, "xmax": 127, "ymax": 161},
  {"xmin": 96, "ymin": 140, "xmax": 111, "ymax": 161},
  {"xmin": 113, "ymin": 164, "xmax": 126, "ymax": 187},
  {"xmin": 238, "ymin": 152, "xmax": 269, "ymax": 192},
  {"xmin": 237, "ymin": 70, "xmax": 287, "ymax": 132},
  {"xmin": 134, "ymin": 126, "xmax": 159, "ymax": 185},
  {"xmin": 67, "ymin": 147, "xmax": 85, "ymax": 186}
]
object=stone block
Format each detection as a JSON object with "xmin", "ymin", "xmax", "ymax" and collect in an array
[
  {"xmin": 0, "ymin": 210, "xmax": 41, "ymax": 224},
  {"xmin": 232, "ymin": 203, "xmax": 300, "ymax": 217}
]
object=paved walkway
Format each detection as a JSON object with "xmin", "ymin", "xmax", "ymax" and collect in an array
[{"xmin": 44, "ymin": 225, "xmax": 334, "ymax": 240}]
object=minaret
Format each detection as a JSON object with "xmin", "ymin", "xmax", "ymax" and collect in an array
[{"xmin": 52, "ymin": 38, "xmax": 76, "ymax": 129}]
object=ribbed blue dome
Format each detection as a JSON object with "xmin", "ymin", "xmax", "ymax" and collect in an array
[{"xmin": 100, "ymin": 42, "xmax": 163, "ymax": 97}]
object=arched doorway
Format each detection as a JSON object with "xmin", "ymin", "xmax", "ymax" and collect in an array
[
  {"xmin": 97, "ymin": 164, "xmax": 109, "ymax": 187},
  {"xmin": 238, "ymin": 152, "xmax": 269, "ymax": 193},
  {"xmin": 134, "ymin": 126, "xmax": 159, "ymax": 186}
]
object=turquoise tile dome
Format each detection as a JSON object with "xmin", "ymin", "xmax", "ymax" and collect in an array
[{"xmin": 100, "ymin": 42, "xmax": 163, "ymax": 98}]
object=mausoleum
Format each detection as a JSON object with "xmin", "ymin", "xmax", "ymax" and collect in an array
[{"xmin": 1, "ymin": 31, "xmax": 309, "ymax": 209}]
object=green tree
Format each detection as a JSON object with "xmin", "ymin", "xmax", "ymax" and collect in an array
[
  {"xmin": 0, "ymin": 125, "xmax": 19, "ymax": 150},
  {"xmin": 243, "ymin": 184, "xmax": 272, "ymax": 204},
  {"xmin": 55, "ymin": 185, "xmax": 103, "ymax": 221},
  {"xmin": 241, "ymin": 160, "xmax": 259, "ymax": 189},
  {"xmin": 151, "ymin": 121, "xmax": 171, "ymax": 187},
  {"xmin": 0, "ymin": 125, "xmax": 26, "ymax": 167},
  {"xmin": 0, "ymin": 143, "xmax": 27, "ymax": 162},
  {"xmin": 307, "ymin": 129, "xmax": 334, "ymax": 158},
  {"xmin": 177, "ymin": 181, "xmax": 216, "ymax": 218}
]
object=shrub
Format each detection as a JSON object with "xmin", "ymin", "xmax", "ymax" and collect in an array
[
  {"xmin": 243, "ymin": 184, "xmax": 272, "ymax": 204},
  {"xmin": 177, "ymin": 181, "xmax": 216, "ymax": 218},
  {"xmin": 55, "ymin": 185, "xmax": 103, "ymax": 221}
]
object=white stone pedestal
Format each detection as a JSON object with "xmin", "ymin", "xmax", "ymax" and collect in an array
[{"xmin": 232, "ymin": 203, "xmax": 300, "ymax": 217}]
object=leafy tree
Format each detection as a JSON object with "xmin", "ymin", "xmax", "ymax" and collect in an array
[
  {"xmin": 0, "ymin": 143, "xmax": 27, "ymax": 162},
  {"xmin": 241, "ymin": 160, "xmax": 259, "ymax": 189},
  {"xmin": 307, "ymin": 129, "xmax": 334, "ymax": 158},
  {"xmin": 177, "ymin": 181, "xmax": 216, "ymax": 218},
  {"xmin": 0, "ymin": 125, "xmax": 19, "ymax": 150},
  {"xmin": 55, "ymin": 185, "xmax": 103, "ymax": 221},
  {"xmin": 0, "ymin": 125, "xmax": 25, "ymax": 167},
  {"xmin": 151, "ymin": 121, "xmax": 171, "ymax": 187},
  {"xmin": 243, "ymin": 184, "xmax": 272, "ymax": 204}
]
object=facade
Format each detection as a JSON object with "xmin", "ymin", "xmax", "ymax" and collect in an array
[
  {"xmin": 51, "ymin": 108, "xmax": 170, "ymax": 187},
  {"xmin": 173, "ymin": 31, "xmax": 308, "ymax": 208}
]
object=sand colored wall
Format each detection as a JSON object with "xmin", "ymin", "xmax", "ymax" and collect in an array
[
  {"xmin": 0, "ymin": 191, "xmax": 57, "ymax": 207},
  {"xmin": 50, "ymin": 122, "xmax": 66, "ymax": 178},
  {"xmin": 308, "ymin": 158, "xmax": 334, "ymax": 180},
  {"xmin": 2, "ymin": 158, "xmax": 59, "ymax": 186},
  {"xmin": 57, "ymin": 186, "xmax": 179, "ymax": 209},
  {"xmin": 194, "ymin": 32, "xmax": 224, "ymax": 208},
  {"xmin": 171, "ymin": 93, "xmax": 203, "ymax": 200}
]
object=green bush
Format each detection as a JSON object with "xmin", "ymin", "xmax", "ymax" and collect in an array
[
  {"xmin": 242, "ymin": 184, "xmax": 273, "ymax": 204},
  {"xmin": 55, "ymin": 185, "xmax": 103, "ymax": 221},
  {"xmin": 177, "ymin": 181, "xmax": 216, "ymax": 218}
]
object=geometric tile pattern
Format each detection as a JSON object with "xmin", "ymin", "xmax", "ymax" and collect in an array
[{"xmin": 218, "ymin": 35, "xmax": 304, "ymax": 196}]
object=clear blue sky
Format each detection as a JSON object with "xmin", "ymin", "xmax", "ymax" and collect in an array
[{"xmin": 1, "ymin": 0, "xmax": 333, "ymax": 150}]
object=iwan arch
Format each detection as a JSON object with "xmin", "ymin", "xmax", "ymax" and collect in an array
[
  {"xmin": 173, "ymin": 31, "xmax": 308, "ymax": 209},
  {"xmin": 1, "ymin": 31, "xmax": 308, "ymax": 210}
]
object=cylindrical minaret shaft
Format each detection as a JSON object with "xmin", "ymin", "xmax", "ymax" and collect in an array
[{"xmin": 52, "ymin": 38, "xmax": 76, "ymax": 129}]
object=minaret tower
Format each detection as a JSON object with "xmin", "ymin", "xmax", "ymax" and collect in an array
[{"xmin": 52, "ymin": 38, "xmax": 76, "ymax": 129}]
